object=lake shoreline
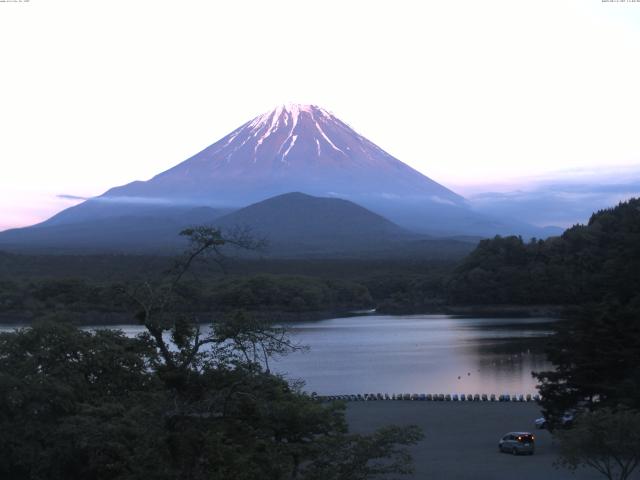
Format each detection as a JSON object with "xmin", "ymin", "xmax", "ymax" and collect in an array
[
  {"xmin": 0, "ymin": 304, "xmax": 569, "ymax": 326},
  {"xmin": 0, "ymin": 308, "xmax": 366, "ymax": 326},
  {"xmin": 438, "ymin": 304, "xmax": 569, "ymax": 318}
]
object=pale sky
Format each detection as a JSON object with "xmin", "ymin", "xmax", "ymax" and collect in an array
[{"xmin": 1, "ymin": 0, "xmax": 640, "ymax": 230}]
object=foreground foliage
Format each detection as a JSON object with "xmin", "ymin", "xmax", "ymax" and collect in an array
[
  {"xmin": 0, "ymin": 321, "xmax": 423, "ymax": 480},
  {"xmin": 556, "ymin": 408, "xmax": 640, "ymax": 480},
  {"xmin": 534, "ymin": 300, "xmax": 640, "ymax": 427}
]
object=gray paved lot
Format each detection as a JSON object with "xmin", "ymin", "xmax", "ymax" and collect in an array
[{"xmin": 347, "ymin": 402, "xmax": 636, "ymax": 480}]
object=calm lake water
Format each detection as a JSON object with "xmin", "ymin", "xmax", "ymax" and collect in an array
[
  {"xmin": 271, "ymin": 314, "xmax": 554, "ymax": 395},
  {"xmin": 1, "ymin": 314, "xmax": 555, "ymax": 395}
]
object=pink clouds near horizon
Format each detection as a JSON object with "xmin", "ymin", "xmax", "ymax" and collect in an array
[{"xmin": 0, "ymin": 193, "xmax": 83, "ymax": 232}]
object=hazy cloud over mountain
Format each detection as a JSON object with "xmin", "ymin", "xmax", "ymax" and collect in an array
[
  {"xmin": 467, "ymin": 166, "xmax": 640, "ymax": 228},
  {"xmin": 57, "ymin": 194, "xmax": 89, "ymax": 201}
]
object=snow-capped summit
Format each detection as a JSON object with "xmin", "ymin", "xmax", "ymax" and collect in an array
[
  {"xmin": 232, "ymin": 103, "xmax": 345, "ymax": 165},
  {"xmin": 100, "ymin": 103, "xmax": 464, "ymax": 209},
  {"xmin": 248, "ymin": 103, "xmax": 331, "ymax": 133}
]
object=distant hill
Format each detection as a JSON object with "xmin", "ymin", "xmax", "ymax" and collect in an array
[
  {"xmin": 0, "ymin": 192, "xmax": 477, "ymax": 258},
  {"xmin": 37, "ymin": 199, "xmax": 232, "ymax": 228},
  {"xmin": 215, "ymin": 192, "xmax": 475, "ymax": 258},
  {"xmin": 447, "ymin": 198, "xmax": 640, "ymax": 305},
  {"xmin": 215, "ymin": 192, "xmax": 408, "ymax": 251}
]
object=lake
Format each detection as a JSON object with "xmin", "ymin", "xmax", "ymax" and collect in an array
[
  {"xmin": 0, "ymin": 314, "xmax": 555, "ymax": 395},
  {"xmin": 271, "ymin": 314, "xmax": 554, "ymax": 395}
]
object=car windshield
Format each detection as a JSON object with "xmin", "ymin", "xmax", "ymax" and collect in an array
[{"xmin": 516, "ymin": 434, "xmax": 534, "ymax": 443}]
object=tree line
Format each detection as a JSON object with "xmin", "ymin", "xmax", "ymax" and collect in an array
[
  {"xmin": 0, "ymin": 274, "xmax": 374, "ymax": 324},
  {"xmin": 447, "ymin": 198, "xmax": 640, "ymax": 306}
]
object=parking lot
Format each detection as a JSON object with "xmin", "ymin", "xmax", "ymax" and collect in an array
[{"xmin": 346, "ymin": 401, "xmax": 624, "ymax": 480}]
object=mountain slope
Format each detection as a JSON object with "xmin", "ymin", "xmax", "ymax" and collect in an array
[
  {"xmin": 101, "ymin": 104, "xmax": 465, "ymax": 209},
  {"xmin": 0, "ymin": 192, "xmax": 477, "ymax": 258},
  {"xmin": 0, "ymin": 206, "xmax": 230, "ymax": 253}
]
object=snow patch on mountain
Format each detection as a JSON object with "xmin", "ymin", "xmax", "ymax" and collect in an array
[{"xmin": 282, "ymin": 134, "xmax": 298, "ymax": 160}]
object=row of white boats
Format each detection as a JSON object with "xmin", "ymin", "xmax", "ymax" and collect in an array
[{"xmin": 314, "ymin": 393, "xmax": 541, "ymax": 402}]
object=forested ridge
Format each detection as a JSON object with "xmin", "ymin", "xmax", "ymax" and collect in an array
[
  {"xmin": 2, "ymin": 198, "xmax": 639, "ymax": 323},
  {"xmin": 447, "ymin": 198, "xmax": 640, "ymax": 306},
  {"xmin": 0, "ymin": 275, "xmax": 373, "ymax": 324},
  {"xmin": 0, "ymin": 256, "xmax": 453, "ymax": 322}
]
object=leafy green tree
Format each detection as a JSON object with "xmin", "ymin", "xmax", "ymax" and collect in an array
[
  {"xmin": 300, "ymin": 425, "xmax": 423, "ymax": 480},
  {"xmin": 0, "ymin": 322, "xmax": 164, "ymax": 480},
  {"xmin": 555, "ymin": 408, "xmax": 640, "ymax": 480},
  {"xmin": 213, "ymin": 309, "xmax": 306, "ymax": 372},
  {"xmin": 0, "ymin": 320, "xmax": 423, "ymax": 480},
  {"xmin": 534, "ymin": 300, "xmax": 640, "ymax": 428}
]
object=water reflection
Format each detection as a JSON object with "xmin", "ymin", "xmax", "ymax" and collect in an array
[{"xmin": 270, "ymin": 315, "xmax": 555, "ymax": 395}]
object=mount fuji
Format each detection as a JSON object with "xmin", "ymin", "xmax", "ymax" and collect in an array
[
  {"xmin": 45, "ymin": 104, "xmax": 466, "ymax": 226},
  {"xmin": 127, "ymin": 103, "xmax": 463, "ymax": 204},
  {"xmin": 0, "ymin": 104, "xmax": 556, "ymax": 254}
]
